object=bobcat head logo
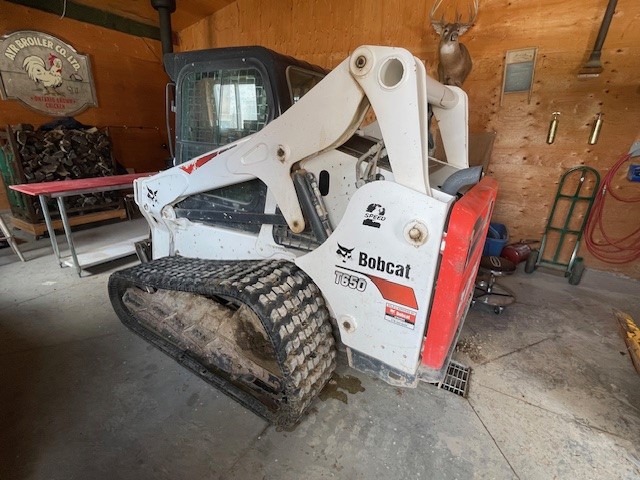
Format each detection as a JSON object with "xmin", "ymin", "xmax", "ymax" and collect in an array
[
  {"xmin": 146, "ymin": 186, "xmax": 158, "ymax": 202},
  {"xmin": 336, "ymin": 244, "xmax": 354, "ymax": 262}
]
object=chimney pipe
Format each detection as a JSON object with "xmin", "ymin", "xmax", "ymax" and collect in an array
[{"xmin": 151, "ymin": 0, "xmax": 176, "ymax": 57}]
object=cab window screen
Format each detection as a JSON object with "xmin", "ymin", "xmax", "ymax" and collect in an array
[
  {"xmin": 178, "ymin": 67, "xmax": 269, "ymax": 164},
  {"xmin": 286, "ymin": 67, "xmax": 324, "ymax": 104}
]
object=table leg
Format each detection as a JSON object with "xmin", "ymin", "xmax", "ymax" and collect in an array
[
  {"xmin": 0, "ymin": 217, "xmax": 26, "ymax": 262},
  {"xmin": 56, "ymin": 197, "xmax": 82, "ymax": 277},
  {"xmin": 39, "ymin": 194, "xmax": 62, "ymax": 266}
]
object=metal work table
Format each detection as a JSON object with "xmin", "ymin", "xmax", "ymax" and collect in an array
[{"xmin": 10, "ymin": 173, "xmax": 153, "ymax": 276}]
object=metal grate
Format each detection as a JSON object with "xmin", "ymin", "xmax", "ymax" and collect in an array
[{"xmin": 439, "ymin": 359, "xmax": 470, "ymax": 397}]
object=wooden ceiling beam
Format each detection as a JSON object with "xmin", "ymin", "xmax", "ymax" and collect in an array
[
  {"xmin": 5, "ymin": 0, "xmax": 236, "ymax": 41},
  {"xmin": 5, "ymin": 0, "xmax": 162, "ymax": 41},
  {"xmin": 73, "ymin": 0, "xmax": 237, "ymax": 31}
]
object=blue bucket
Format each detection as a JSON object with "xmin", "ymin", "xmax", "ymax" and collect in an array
[{"xmin": 483, "ymin": 222, "xmax": 508, "ymax": 256}]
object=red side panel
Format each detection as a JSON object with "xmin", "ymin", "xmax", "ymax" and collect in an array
[{"xmin": 421, "ymin": 177, "xmax": 498, "ymax": 370}]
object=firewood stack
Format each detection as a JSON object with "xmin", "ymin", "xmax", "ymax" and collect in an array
[{"xmin": 12, "ymin": 124, "xmax": 119, "ymax": 215}]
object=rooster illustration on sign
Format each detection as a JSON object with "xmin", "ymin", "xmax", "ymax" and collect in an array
[{"xmin": 22, "ymin": 53, "xmax": 63, "ymax": 94}]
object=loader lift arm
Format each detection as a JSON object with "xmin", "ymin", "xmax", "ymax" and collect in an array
[{"xmin": 134, "ymin": 46, "xmax": 468, "ymax": 235}]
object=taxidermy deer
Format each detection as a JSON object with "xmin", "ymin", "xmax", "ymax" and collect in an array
[{"xmin": 430, "ymin": 0, "xmax": 478, "ymax": 87}]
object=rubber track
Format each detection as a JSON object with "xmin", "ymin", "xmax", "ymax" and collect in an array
[{"xmin": 108, "ymin": 256, "xmax": 337, "ymax": 428}]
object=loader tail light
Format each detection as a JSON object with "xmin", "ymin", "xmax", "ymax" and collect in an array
[{"xmin": 421, "ymin": 177, "xmax": 498, "ymax": 372}]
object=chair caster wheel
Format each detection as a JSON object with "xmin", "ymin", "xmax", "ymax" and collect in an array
[{"xmin": 494, "ymin": 306, "xmax": 504, "ymax": 315}]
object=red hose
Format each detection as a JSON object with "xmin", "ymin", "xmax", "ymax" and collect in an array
[{"xmin": 584, "ymin": 153, "xmax": 640, "ymax": 264}]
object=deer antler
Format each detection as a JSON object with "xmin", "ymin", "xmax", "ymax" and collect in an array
[
  {"xmin": 430, "ymin": 0, "xmax": 479, "ymax": 29},
  {"xmin": 460, "ymin": 0, "xmax": 479, "ymax": 27},
  {"xmin": 429, "ymin": 0, "xmax": 446, "ymax": 28}
]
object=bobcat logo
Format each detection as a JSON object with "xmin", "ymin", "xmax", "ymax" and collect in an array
[
  {"xmin": 336, "ymin": 244, "xmax": 355, "ymax": 262},
  {"xmin": 146, "ymin": 186, "xmax": 158, "ymax": 203},
  {"xmin": 363, "ymin": 203, "xmax": 386, "ymax": 228}
]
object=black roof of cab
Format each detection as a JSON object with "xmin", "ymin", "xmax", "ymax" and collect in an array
[{"xmin": 163, "ymin": 46, "xmax": 328, "ymax": 115}]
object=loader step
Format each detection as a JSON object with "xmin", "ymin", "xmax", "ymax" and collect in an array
[{"xmin": 108, "ymin": 256, "xmax": 336, "ymax": 428}]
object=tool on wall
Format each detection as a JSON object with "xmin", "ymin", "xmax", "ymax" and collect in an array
[
  {"xmin": 578, "ymin": 0, "xmax": 618, "ymax": 77},
  {"xmin": 588, "ymin": 113, "xmax": 604, "ymax": 145},
  {"xmin": 547, "ymin": 112, "xmax": 560, "ymax": 144},
  {"xmin": 525, "ymin": 166, "xmax": 601, "ymax": 285}
]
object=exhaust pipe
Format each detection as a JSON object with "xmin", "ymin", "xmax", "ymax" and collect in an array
[
  {"xmin": 578, "ymin": 0, "xmax": 618, "ymax": 77},
  {"xmin": 151, "ymin": 0, "xmax": 176, "ymax": 57}
]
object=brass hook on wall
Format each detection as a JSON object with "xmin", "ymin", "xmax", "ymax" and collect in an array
[
  {"xmin": 547, "ymin": 112, "xmax": 561, "ymax": 144},
  {"xmin": 588, "ymin": 113, "xmax": 604, "ymax": 145}
]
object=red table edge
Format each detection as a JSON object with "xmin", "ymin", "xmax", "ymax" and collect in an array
[{"xmin": 9, "ymin": 172, "xmax": 157, "ymax": 197}]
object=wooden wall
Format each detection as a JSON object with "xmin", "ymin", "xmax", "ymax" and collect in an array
[
  {"xmin": 0, "ymin": 1, "xmax": 169, "ymax": 210},
  {"xmin": 178, "ymin": 0, "xmax": 640, "ymax": 279}
]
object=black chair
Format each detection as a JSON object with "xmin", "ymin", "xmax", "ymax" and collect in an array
[{"xmin": 473, "ymin": 256, "xmax": 516, "ymax": 314}]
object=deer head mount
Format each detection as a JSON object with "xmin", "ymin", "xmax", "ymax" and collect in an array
[{"xmin": 430, "ymin": 0, "xmax": 478, "ymax": 87}]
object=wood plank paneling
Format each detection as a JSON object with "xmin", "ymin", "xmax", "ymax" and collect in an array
[
  {"xmin": 0, "ymin": 1, "xmax": 168, "ymax": 210},
  {"xmin": 177, "ymin": 0, "xmax": 640, "ymax": 278},
  {"xmin": 73, "ymin": 0, "xmax": 236, "ymax": 31}
]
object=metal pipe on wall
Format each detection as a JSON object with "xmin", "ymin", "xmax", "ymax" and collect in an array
[{"xmin": 150, "ymin": 0, "xmax": 176, "ymax": 57}]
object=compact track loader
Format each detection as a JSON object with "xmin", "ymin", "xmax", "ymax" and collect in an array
[{"xmin": 109, "ymin": 45, "xmax": 497, "ymax": 427}]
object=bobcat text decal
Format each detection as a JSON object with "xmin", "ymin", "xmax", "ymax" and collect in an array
[
  {"xmin": 335, "ymin": 243, "xmax": 417, "ymax": 309},
  {"xmin": 358, "ymin": 251, "xmax": 411, "ymax": 279}
]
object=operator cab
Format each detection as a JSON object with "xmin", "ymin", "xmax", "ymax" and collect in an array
[
  {"xmin": 163, "ymin": 47, "xmax": 327, "ymax": 238},
  {"xmin": 164, "ymin": 46, "xmax": 327, "ymax": 165}
]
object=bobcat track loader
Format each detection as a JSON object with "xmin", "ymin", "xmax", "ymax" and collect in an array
[{"xmin": 109, "ymin": 45, "xmax": 497, "ymax": 427}]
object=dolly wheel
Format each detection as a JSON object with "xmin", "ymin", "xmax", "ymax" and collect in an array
[
  {"xmin": 525, "ymin": 249, "xmax": 539, "ymax": 274},
  {"xmin": 568, "ymin": 258, "xmax": 585, "ymax": 285}
]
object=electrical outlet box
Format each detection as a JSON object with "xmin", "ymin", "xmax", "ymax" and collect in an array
[{"xmin": 628, "ymin": 164, "xmax": 640, "ymax": 182}]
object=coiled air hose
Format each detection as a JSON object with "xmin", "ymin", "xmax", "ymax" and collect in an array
[{"xmin": 584, "ymin": 153, "xmax": 640, "ymax": 264}]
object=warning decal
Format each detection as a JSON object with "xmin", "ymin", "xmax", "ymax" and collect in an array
[{"xmin": 385, "ymin": 303, "xmax": 417, "ymax": 329}]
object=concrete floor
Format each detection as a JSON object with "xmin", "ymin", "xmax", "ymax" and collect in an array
[{"xmin": 1, "ymin": 225, "xmax": 639, "ymax": 480}]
